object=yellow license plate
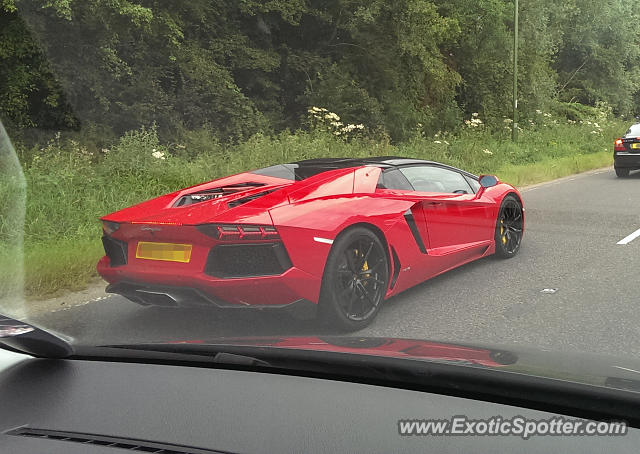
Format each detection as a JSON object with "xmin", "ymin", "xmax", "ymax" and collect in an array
[
  {"xmin": 135, "ymin": 242, "xmax": 193, "ymax": 263},
  {"xmin": 632, "ymin": 143, "xmax": 640, "ymax": 149}
]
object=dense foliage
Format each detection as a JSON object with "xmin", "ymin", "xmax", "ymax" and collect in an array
[{"xmin": 1, "ymin": 0, "xmax": 639, "ymax": 143}]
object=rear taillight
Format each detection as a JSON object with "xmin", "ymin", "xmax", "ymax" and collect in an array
[
  {"xmin": 614, "ymin": 138, "xmax": 625, "ymax": 151},
  {"xmin": 197, "ymin": 224, "xmax": 280, "ymax": 240}
]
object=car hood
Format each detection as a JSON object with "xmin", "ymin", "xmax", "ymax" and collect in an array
[
  {"xmin": 101, "ymin": 172, "xmax": 294, "ymax": 225},
  {"xmin": 100, "ymin": 166, "xmax": 372, "ymax": 226}
]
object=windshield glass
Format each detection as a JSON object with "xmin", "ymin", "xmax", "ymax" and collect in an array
[
  {"xmin": 625, "ymin": 124, "xmax": 640, "ymax": 137},
  {"xmin": 1, "ymin": 0, "xmax": 640, "ymax": 380}
]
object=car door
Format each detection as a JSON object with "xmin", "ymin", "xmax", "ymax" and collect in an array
[{"xmin": 396, "ymin": 165, "xmax": 495, "ymax": 256}]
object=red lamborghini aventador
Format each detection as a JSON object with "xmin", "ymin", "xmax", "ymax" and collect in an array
[{"xmin": 97, "ymin": 157, "xmax": 524, "ymax": 330}]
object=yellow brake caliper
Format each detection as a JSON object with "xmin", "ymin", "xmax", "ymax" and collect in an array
[
  {"xmin": 354, "ymin": 249, "xmax": 369, "ymax": 271},
  {"xmin": 500, "ymin": 219, "xmax": 507, "ymax": 244},
  {"xmin": 356, "ymin": 249, "xmax": 371, "ymax": 285}
]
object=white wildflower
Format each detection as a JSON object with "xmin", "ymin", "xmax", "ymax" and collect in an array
[
  {"xmin": 503, "ymin": 118, "xmax": 513, "ymax": 123},
  {"xmin": 467, "ymin": 117, "xmax": 483, "ymax": 128},
  {"xmin": 535, "ymin": 109, "xmax": 542, "ymax": 114},
  {"xmin": 472, "ymin": 112, "xmax": 479, "ymax": 117},
  {"xmin": 483, "ymin": 149, "xmax": 493, "ymax": 155},
  {"xmin": 152, "ymin": 151, "xmax": 166, "ymax": 160},
  {"xmin": 434, "ymin": 140, "xmax": 442, "ymax": 144}
]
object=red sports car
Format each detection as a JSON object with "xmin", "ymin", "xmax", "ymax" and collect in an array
[{"xmin": 97, "ymin": 157, "xmax": 524, "ymax": 330}]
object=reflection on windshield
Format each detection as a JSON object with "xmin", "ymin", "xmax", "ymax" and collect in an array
[{"xmin": 0, "ymin": 120, "xmax": 26, "ymax": 320}]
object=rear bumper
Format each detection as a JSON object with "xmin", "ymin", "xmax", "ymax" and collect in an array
[
  {"xmin": 614, "ymin": 152, "xmax": 640, "ymax": 168},
  {"xmin": 105, "ymin": 280, "xmax": 318, "ymax": 319},
  {"xmin": 98, "ymin": 255, "xmax": 321, "ymax": 309}
]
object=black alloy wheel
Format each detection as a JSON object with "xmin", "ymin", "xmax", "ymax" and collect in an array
[
  {"xmin": 319, "ymin": 227, "xmax": 389, "ymax": 331},
  {"xmin": 495, "ymin": 195, "xmax": 523, "ymax": 258}
]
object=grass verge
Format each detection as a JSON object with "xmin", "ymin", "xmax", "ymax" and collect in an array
[{"xmin": 497, "ymin": 151, "xmax": 612, "ymax": 187}]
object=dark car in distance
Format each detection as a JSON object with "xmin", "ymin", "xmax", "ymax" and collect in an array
[{"xmin": 614, "ymin": 123, "xmax": 640, "ymax": 177}]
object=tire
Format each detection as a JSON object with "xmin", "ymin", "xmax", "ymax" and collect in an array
[
  {"xmin": 494, "ymin": 194, "xmax": 523, "ymax": 259},
  {"xmin": 318, "ymin": 227, "xmax": 390, "ymax": 332},
  {"xmin": 615, "ymin": 167, "xmax": 630, "ymax": 178}
]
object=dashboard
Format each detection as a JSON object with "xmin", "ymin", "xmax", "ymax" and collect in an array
[{"xmin": 0, "ymin": 349, "xmax": 637, "ymax": 453}]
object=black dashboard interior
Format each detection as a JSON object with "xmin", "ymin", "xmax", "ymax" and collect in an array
[{"xmin": 0, "ymin": 350, "xmax": 638, "ymax": 453}]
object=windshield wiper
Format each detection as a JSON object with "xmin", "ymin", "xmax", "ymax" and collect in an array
[
  {"xmin": 0, "ymin": 315, "xmax": 73, "ymax": 358},
  {"xmin": 211, "ymin": 352, "xmax": 270, "ymax": 367}
]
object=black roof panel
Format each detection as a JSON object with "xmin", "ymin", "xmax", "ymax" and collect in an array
[
  {"xmin": 251, "ymin": 157, "xmax": 478, "ymax": 181},
  {"xmin": 292, "ymin": 156, "xmax": 437, "ymax": 168}
]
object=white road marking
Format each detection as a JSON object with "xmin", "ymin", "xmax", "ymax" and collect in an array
[
  {"xmin": 613, "ymin": 366, "xmax": 640, "ymax": 375},
  {"xmin": 617, "ymin": 228, "xmax": 640, "ymax": 245},
  {"xmin": 313, "ymin": 237, "xmax": 334, "ymax": 245}
]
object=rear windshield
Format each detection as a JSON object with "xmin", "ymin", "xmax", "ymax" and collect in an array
[
  {"xmin": 624, "ymin": 124, "xmax": 640, "ymax": 137},
  {"xmin": 251, "ymin": 164, "xmax": 301, "ymax": 180},
  {"xmin": 251, "ymin": 163, "xmax": 356, "ymax": 181}
]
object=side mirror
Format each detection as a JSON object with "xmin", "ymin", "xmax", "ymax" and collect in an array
[{"xmin": 478, "ymin": 175, "xmax": 499, "ymax": 189}]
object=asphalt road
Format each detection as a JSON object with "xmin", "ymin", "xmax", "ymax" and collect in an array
[{"xmin": 26, "ymin": 167, "xmax": 640, "ymax": 357}]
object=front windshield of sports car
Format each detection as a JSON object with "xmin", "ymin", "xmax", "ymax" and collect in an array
[{"xmin": 2, "ymin": 0, "xmax": 640, "ymax": 371}]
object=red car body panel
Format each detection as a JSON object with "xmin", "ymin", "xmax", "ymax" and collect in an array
[{"xmin": 98, "ymin": 159, "xmax": 523, "ymax": 309}]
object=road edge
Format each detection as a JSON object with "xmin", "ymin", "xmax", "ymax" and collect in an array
[{"xmin": 519, "ymin": 165, "xmax": 613, "ymax": 192}]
